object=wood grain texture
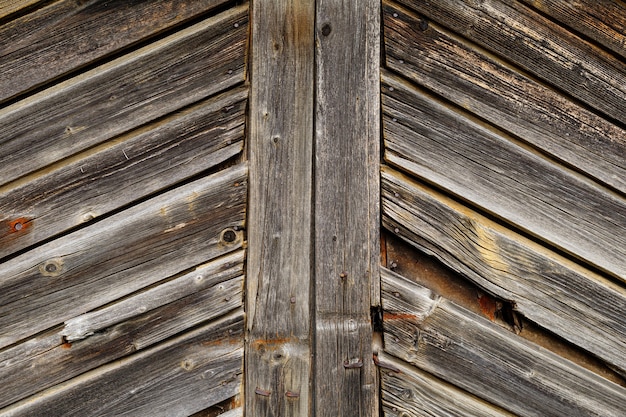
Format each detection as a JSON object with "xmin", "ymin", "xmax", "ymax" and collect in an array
[
  {"xmin": 0, "ymin": 4, "xmax": 247, "ymax": 186},
  {"xmin": 379, "ymin": 352, "xmax": 515, "ymax": 417},
  {"xmin": 383, "ymin": 1, "xmax": 626, "ymax": 194},
  {"xmin": 0, "ymin": 164, "xmax": 246, "ymax": 349},
  {"xmin": 1, "ymin": 311, "xmax": 244, "ymax": 417},
  {"xmin": 0, "ymin": 0, "xmax": 41, "ymax": 20},
  {"xmin": 246, "ymin": 1, "xmax": 314, "ymax": 416},
  {"xmin": 395, "ymin": 0, "xmax": 626, "ymax": 124},
  {"xmin": 382, "ymin": 166, "xmax": 626, "ymax": 376},
  {"xmin": 381, "ymin": 267, "xmax": 626, "ymax": 417},
  {"xmin": 314, "ymin": 0, "xmax": 380, "ymax": 415},
  {"xmin": 0, "ymin": 251, "xmax": 244, "ymax": 409},
  {"xmin": 0, "ymin": 86, "xmax": 246, "ymax": 259},
  {"xmin": 382, "ymin": 71, "xmax": 626, "ymax": 282},
  {"xmin": 519, "ymin": 0, "xmax": 626, "ymax": 60},
  {"xmin": 0, "ymin": 0, "xmax": 230, "ymax": 103}
]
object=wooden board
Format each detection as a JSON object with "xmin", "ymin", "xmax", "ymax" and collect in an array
[
  {"xmin": 394, "ymin": 0, "xmax": 626, "ymax": 124},
  {"xmin": 0, "ymin": 251, "xmax": 244, "ymax": 409},
  {"xmin": 0, "ymin": 0, "xmax": 41, "ymax": 20},
  {"xmin": 246, "ymin": 1, "xmax": 314, "ymax": 415},
  {"xmin": 1, "ymin": 311, "xmax": 244, "ymax": 417},
  {"xmin": 0, "ymin": 0, "xmax": 230, "ymax": 103},
  {"xmin": 0, "ymin": 4, "xmax": 247, "ymax": 186},
  {"xmin": 383, "ymin": 1, "xmax": 626, "ymax": 195},
  {"xmin": 314, "ymin": 0, "xmax": 380, "ymax": 415},
  {"xmin": 0, "ymin": 164, "xmax": 246, "ymax": 349},
  {"xmin": 379, "ymin": 352, "xmax": 515, "ymax": 417},
  {"xmin": 382, "ymin": 165, "xmax": 626, "ymax": 376},
  {"xmin": 381, "ymin": 267, "xmax": 626, "ymax": 417},
  {"xmin": 0, "ymin": 86, "xmax": 246, "ymax": 260},
  {"xmin": 382, "ymin": 71, "xmax": 626, "ymax": 282},
  {"xmin": 518, "ymin": 0, "xmax": 626, "ymax": 60}
]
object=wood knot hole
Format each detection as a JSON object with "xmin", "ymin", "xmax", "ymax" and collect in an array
[{"xmin": 321, "ymin": 24, "xmax": 332, "ymax": 36}]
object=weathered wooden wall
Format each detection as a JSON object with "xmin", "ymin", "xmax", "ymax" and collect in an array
[
  {"xmin": 380, "ymin": 0, "xmax": 626, "ymax": 416},
  {"xmin": 0, "ymin": 1, "xmax": 247, "ymax": 416}
]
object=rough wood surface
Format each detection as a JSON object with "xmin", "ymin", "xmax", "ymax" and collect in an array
[
  {"xmin": 0, "ymin": 0, "xmax": 41, "ymax": 20},
  {"xmin": 519, "ymin": 0, "xmax": 626, "ymax": 60},
  {"xmin": 0, "ymin": 86, "xmax": 246, "ymax": 260},
  {"xmin": 1, "ymin": 311, "xmax": 244, "ymax": 417},
  {"xmin": 0, "ymin": 252, "xmax": 244, "ymax": 409},
  {"xmin": 383, "ymin": 1, "xmax": 626, "ymax": 194},
  {"xmin": 379, "ymin": 352, "xmax": 515, "ymax": 417},
  {"xmin": 382, "ymin": 166, "xmax": 626, "ymax": 376},
  {"xmin": 0, "ymin": 164, "xmax": 246, "ymax": 349},
  {"xmin": 382, "ymin": 71, "xmax": 626, "ymax": 282},
  {"xmin": 0, "ymin": 0, "xmax": 230, "ymax": 103},
  {"xmin": 381, "ymin": 267, "xmax": 626, "ymax": 417},
  {"xmin": 394, "ymin": 0, "xmax": 626, "ymax": 124},
  {"xmin": 314, "ymin": 1, "xmax": 380, "ymax": 415},
  {"xmin": 0, "ymin": 4, "xmax": 247, "ymax": 186},
  {"xmin": 246, "ymin": 1, "xmax": 314, "ymax": 416}
]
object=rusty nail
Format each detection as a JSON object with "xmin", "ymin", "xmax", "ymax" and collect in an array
[
  {"xmin": 343, "ymin": 359, "xmax": 363, "ymax": 369},
  {"xmin": 255, "ymin": 388, "xmax": 271, "ymax": 397},
  {"xmin": 373, "ymin": 354, "xmax": 401, "ymax": 373},
  {"xmin": 285, "ymin": 391, "xmax": 300, "ymax": 398}
]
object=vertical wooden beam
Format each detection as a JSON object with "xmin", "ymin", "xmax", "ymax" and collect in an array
[
  {"xmin": 247, "ymin": 1, "xmax": 314, "ymax": 416},
  {"xmin": 314, "ymin": 1, "xmax": 381, "ymax": 416}
]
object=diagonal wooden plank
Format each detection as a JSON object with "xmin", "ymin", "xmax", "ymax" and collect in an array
[
  {"xmin": 394, "ymin": 0, "xmax": 626, "ymax": 124},
  {"xmin": 0, "ymin": 86, "xmax": 246, "ymax": 259},
  {"xmin": 382, "ymin": 70, "xmax": 626, "ymax": 282},
  {"xmin": 0, "ymin": 4, "xmax": 247, "ymax": 187},
  {"xmin": 314, "ymin": 1, "xmax": 380, "ymax": 415},
  {"xmin": 0, "ymin": 310, "xmax": 244, "ymax": 417},
  {"xmin": 381, "ymin": 267, "xmax": 626, "ymax": 417},
  {"xmin": 0, "ymin": 0, "xmax": 232, "ymax": 104},
  {"xmin": 0, "ymin": 251, "xmax": 244, "ymax": 409},
  {"xmin": 246, "ymin": 1, "xmax": 314, "ymax": 416},
  {"xmin": 383, "ymin": 1, "xmax": 626, "ymax": 195},
  {"xmin": 0, "ymin": 164, "xmax": 246, "ymax": 349}
]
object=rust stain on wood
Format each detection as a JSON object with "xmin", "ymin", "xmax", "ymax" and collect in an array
[
  {"xmin": 383, "ymin": 312, "xmax": 417, "ymax": 321},
  {"xmin": 5, "ymin": 217, "xmax": 32, "ymax": 234}
]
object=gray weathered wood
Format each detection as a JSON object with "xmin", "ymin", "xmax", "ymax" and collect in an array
[
  {"xmin": 0, "ymin": 251, "xmax": 243, "ymax": 409},
  {"xmin": 0, "ymin": 86, "xmax": 246, "ymax": 259},
  {"xmin": 0, "ymin": 4, "xmax": 247, "ymax": 186},
  {"xmin": 379, "ymin": 352, "xmax": 515, "ymax": 417},
  {"xmin": 381, "ymin": 267, "xmax": 626, "ymax": 417},
  {"xmin": 314, "ymin": 1, "xmax": 380, "ymax": 415},
  {"xmin": 0, "ymin": 164, "xmax": 246, "ymax": 349},
  {"xmin": 395, "ymin": 0, "xmax": 626, "ymax": 124},
  {"xmin": 383, "ymin": 1, "xmax": 626, "ymax": 195},
  {"xmin": 382, "ymin": 71, "xmax": 626, "ymax": 282},
  {"xmin": 518, "ymin": 0, "xmax": 626, "ymax": 60},
  {"xmin": 0, "ymin": 0, "xmax": 231, "ymax": 103},
  {"xmin": 246, "ymin": 1, "xmax": 314, "ymax": 415},
  {"xmin": 0, "ymin": 310, "xmax": 244, "ymax": 417},
  {"xmin": 382, "ymin": 165, "xmax": 626, "ymax": 376}
]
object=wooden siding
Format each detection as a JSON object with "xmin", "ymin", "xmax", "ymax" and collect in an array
[
  {"xmin": 0, "ymin": 2, "xmax": 247, "ymax": 415},
  {"xmin": 381, "ymin": 0, "xmax": 626, "ymax": 416}
]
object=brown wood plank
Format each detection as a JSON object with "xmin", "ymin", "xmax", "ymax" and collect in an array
[
  {"xmin": 395, "ymin": 0, "xmax": 626, "ymax": 124},
  {"xmin": 1, "ymin": 311, "xmax": 244, "ymax": 417},
  {"xmin": 0, "ymin": 164, "xmax": 246, "ymax": 349},
  {"xmin": 379, "ymin": 352, "xmax": 515, "ymax": 417},
  {"xmin": 0, "ymin": 251, "xmax": 244, "ymax": 409},
  {"xmin": 0, "ymin": 0, "xmax": 231, "ymax": 104},
  {"xmin": 314, "ymin": 1, "xmax": 380, "ymax": 415},
  {"xmin": 519, "ymin": 0, "xmax": 626, "ymax": 60},
  {"xmin": 381, "ymin": 267, "xmax": 626, "ymax": 417},
  {"xmin": 0, "ymin": 4, "xmax": 247, "ymax": 187},
  {"xmin": 382, "ymin": 71, "xmax": 626, "ymax": 282},
  {"xmin": 0, "ymin": 0, "xmax": 41, "ymax": 20},
  {"xmin": 0, "ymin": 86, "xmax": 246, "ymax": 260},
  {"xmin": 382, "ymin": 166, "xmax": 626, "ymax": 377},
  {"xmin": 246, "ymin": 1, "xmax": 314, "ymax": 415},
  {"xmin": 383, "ymin": 1, "xmax": 626, "ymax": 195}
]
